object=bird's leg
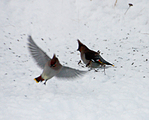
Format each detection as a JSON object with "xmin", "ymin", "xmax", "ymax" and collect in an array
[
  {"xmin": 78, "ymin": 60, "xmax": 85, "ymax": 68},
  {"xmin": 86, "ymin": 61, "xmax": 91, "ymax": 67},
  {"xmin": 88, "ymin": 67, "xmax": 92, "ymax": 71},
  {"xmin": 43, "ymin": 80, "xmax": 47, "ymax": 85},
  {"xmin": 103, "ymin": 65, "xmax": 106, "ymax": 75},
  {"xmin": 78, "ymin": 60, "xmax": 81, "ymax": 65},
  {"xmin": 94, "ymin": 67, "xmax": 100, "ymax": 72}
]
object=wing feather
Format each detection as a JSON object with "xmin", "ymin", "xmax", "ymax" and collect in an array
[
  {"xmin": 27, "ymin": 35, "xmax": 51, "ymax": 69},
  {"xmin": 56, "ymin": 66, "xmax": 87, "ymax": 78}
]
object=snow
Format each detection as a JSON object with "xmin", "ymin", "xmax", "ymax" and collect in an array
[{"xmin": 0, "ymin": 0, "xmax": 149, "ymax": 119}]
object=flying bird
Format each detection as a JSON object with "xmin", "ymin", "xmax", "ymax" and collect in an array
[{"xmin": 28, "ymin": 36, "xmax": 86, "ymax": 84}]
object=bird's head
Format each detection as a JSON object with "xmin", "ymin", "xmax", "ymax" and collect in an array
[
  {"xmin": 77, "ymin": 39, "xmax": 85, "ymax": 52},
  {"xmin": 50, "ymin": 54, "xmax": 59, "ymax": 67},
  {"xmin": 77, "ymin": 39, "xmax": 89, "ymax": 53}
]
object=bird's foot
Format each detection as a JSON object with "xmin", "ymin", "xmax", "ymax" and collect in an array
[
  {"xmin": 103, "ymin": 65, "xmax": 106, "ymax": 75},
  {"xmin": 86, "ymin": 61, "xmax": 91, "ymax": 67},
  {"xmin": 43, "ymin": 80, "xmax": 47, "ymax": 85},
  {"xmin": 88, "ymin": 68, "xmax": 92, "ymax": 71},
  {"xmin": 78, "ymin": 60, "xmax": 86, "ymax": 68},
  {"xmin": 78, "ymin": 60, "xmax": 81, "ymax": 65}
]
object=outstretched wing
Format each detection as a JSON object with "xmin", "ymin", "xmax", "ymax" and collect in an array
[
  {"xmin": 27, "ymin": 35, "xmax": 51, "ymax": 69},
  {"xmin": 56, "ymin": 66, "xmax": 87, "ymax": 79}
]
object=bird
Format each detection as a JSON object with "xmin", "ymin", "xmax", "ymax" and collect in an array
[
  {"xmin": 27, "ymin": 35, "xmax": 87, "ymax": 85},
  {"xmin": 77, "ymin": 39, "xmax": 114, "ymax": 70}
]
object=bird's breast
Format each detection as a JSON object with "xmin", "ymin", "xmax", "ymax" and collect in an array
[{"xmin": 81, "ymin": 53, "xmax": 89, "ymax": 65}]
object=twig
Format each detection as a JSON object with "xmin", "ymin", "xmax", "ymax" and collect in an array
[
  {"xmin": 114, "ymin": 0, "xmax": 118, "ymax": 6},
  {"xmin": 124, "ymin": 3, "xmax": 133, "ymax": 15}
]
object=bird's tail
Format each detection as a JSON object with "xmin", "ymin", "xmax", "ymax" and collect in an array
[
  {"xmin": 105, "ymin": 62, "xmax": 114, "ymax": 67},
  {"xmin": 34, "ymin": 75, "xmax": 44, "ymax": 83},
  {"xmin": 98, "ymin": 59, "xmax": 114, "ymax": 66}
]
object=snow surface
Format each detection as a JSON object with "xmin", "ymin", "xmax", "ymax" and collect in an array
[{"xmin": 0, "ymin": 0, "xmax": 149, "ymax": 119}]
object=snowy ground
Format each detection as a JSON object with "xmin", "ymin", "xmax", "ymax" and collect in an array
[{"xmin": 0, "ymin": 0, "xmax": 149, "ymax": 119}]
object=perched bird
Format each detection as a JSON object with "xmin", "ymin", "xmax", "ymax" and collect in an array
[
  {"xmin": 28, "ymin": 36, "xmax": 86, "ymax": 84},
  {"xmin": 77, "ymin": 39, "xmax": 114, "ymax": 69}
]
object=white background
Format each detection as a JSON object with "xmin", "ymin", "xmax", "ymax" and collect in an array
[{"xmin": 0, "ymin": 0, "xmax": 149, "ymax": 119}]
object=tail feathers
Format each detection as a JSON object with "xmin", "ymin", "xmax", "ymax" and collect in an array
[
  {"xmin": 97, "ymin": 59, "xmax": 114, "ymax": 66},
  {"xmin": 34, "ymin": 75, "xmax": 44, "ymax": 83},
  {"xmin": 104, "ymin": 61, "xmax": 114, "ymax": 66}
]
